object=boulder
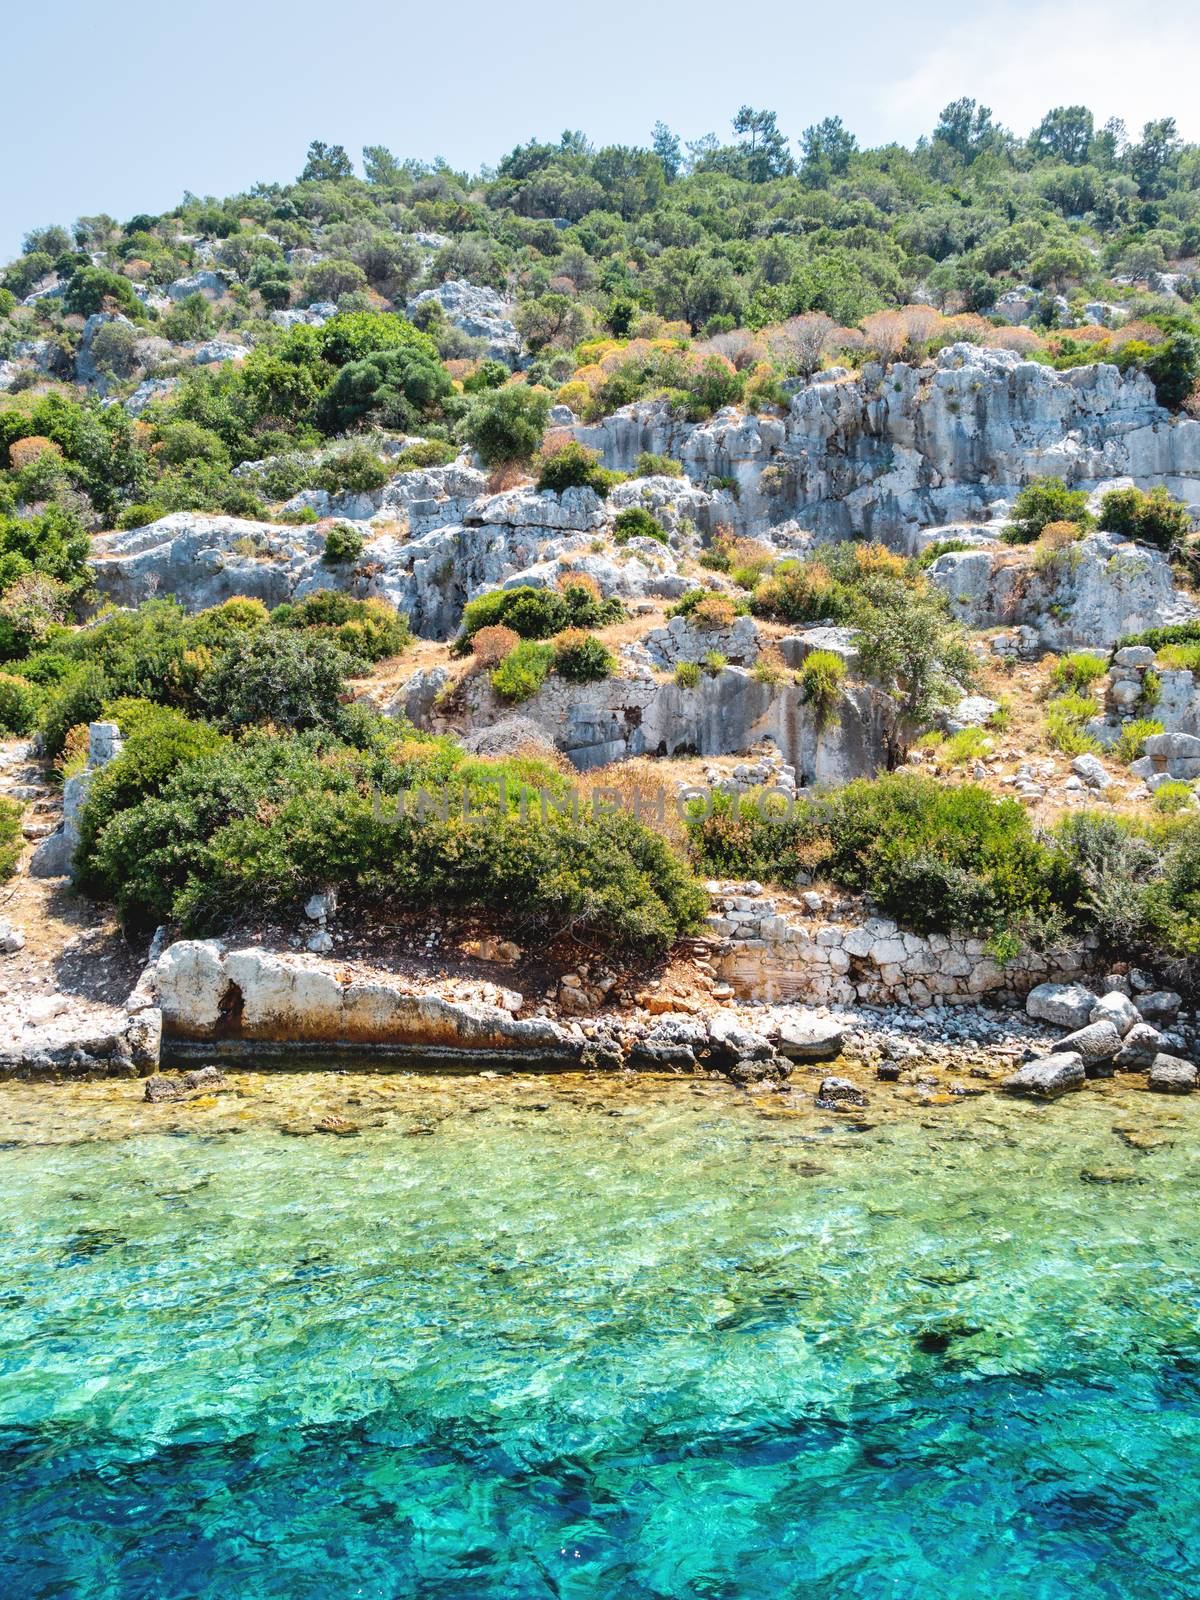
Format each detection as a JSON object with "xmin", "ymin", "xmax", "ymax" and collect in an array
[
  {"xmin": 1113, "ymin": 1023, "xmax": 1169, "ymax": 1070},
  {"xmin": 1003, "ymin": 1052, "xmax": 1086, "ymax": 1098},
  {"xmin": 1025, "ymin": 982, "xmax": 1095, "ymax": 1029},
  {"xmin": 1072, "ymin": 754, "xmax": 1110, "ymax": 790},
  {"xmin": 815, "ymin": 1076, "xmax": 867, "ymax": 1108},
  {"xmin": 0, "ymin": 919, "xmax": 26, "ymax": 955},
  {"xmin": 1137, "ymin": 990, "xmax": 1182, "ymax": 1025},
  {"xmin": 144, "ymin": 1065, "xmax": 227, "ymax": 1103},
  {"xmin": 707, "ymin": 1014, "xmax": 775, "ymax": 1062},
  {"xmin": 1148, "ymin": 1054, "xmax": 1198, "ymax": 1093},
  {"xmin": 773, "ymin": 1015, "xmax": 845, "ymax": 1060},
  {"xmin": 1056, "ymin": 1020, "xmax": 1124, "ymax": 1073},
  {"xmin": 1088, "ymin": 992, "xmax": 1140, "ymax": 1036},
  {"xmin": 406, "ymin": 280, "xmax": 523, "ymax": 366}
]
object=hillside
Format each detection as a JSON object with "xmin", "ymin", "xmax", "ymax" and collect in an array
[{"xmin": 1, "ymin": 103, "xmax": 1200, "ymax": 1091}]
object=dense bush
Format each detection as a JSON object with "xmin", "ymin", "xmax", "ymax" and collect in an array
[
  {"xmin": 86, "ymin": 728, "xmax": 706, "ymax": 954},
  {"xmin": 634, "ymin": 452, "xmax": 683, "ymax": 479},
  {"xmin": 490, "ymin": 638, "xmax": 553, "ymax": 701},
  {"xmin": 613, "ymin": 506, "xmax": 668, "ymax": 544},
  {"xmin": 322, "ymin": 521, "xmax": 365, "ymax": 564},
  {"xmin": 461, "ymin": 386, "xmax": 550, "ymax": 466},
  {"xmin": 796, "ymin": 649, "xmax": 846, "ymax": 728},
  {"xmin": 197, "ymin": 630, "xmax": 356, "ymax": 733},
  {"xmin": 0, "ymin": 795, "xmax": 21, "ymax": 879},
  {"xmin": 536, "ymin": 440, "xmax": 617, "ymax": 494},
  {"xmin": 1003, "ymin": 478, "xmax": 1093, "ymax": 545},
  {"xmin": 457, "ymin": 581, "xmax": 623, "ymax": 647},
  {"xmin": 691, "ymin": 772, "xmax": 1069, "ymax": 943},
  {"xmin": 551, "ymin": 628, "xmax": 616, "ymax": 681},
  {"xmin": 1097, "ymin": 485, "xmax": 1192, "ymax": 553},
  {"xmin": 0, "ymin": 671, "xmax": 41, "ymax": 733}
]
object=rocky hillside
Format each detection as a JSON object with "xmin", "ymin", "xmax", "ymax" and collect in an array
[{"xmin": 4, "ymin": 109, "xmax": 1200, "ymax": 1096}]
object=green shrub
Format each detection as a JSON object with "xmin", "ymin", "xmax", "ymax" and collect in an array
[
  {"xmin": 1050, "ymin": 652, "xmax": 1108, "ymax": 694},
  {"xmin": 0, "ymin": 796, "xmax": 21, "ymax": 879},
  {"xmin": 796, "ymin": 649, "xmax": 846, "ymax": 729},
  {"xmin": 536, "ymin": 441, "xmax": 617, "ymax": 494},
  {"xmin": 315, "ymin": 345, "xmax": 453, "ymax": 434},
  {"xmin": 393, "ymin": 439, "xmax": 456, "ymax": 471},
  {"xmin": 198, "ymin": 631, "xmax": 355, "ymax": 734},
  {"xmin": 73, "ymin": 703, "xmax": 226, "ymax": 895},
  {"xmin": 824, "ymin": 773, "xmax": 1068, "ymax": 939},
  {"xmin": 1156, "ymin": 642, "xmax": 1200, "ymax": 674},
  {"xmin": 1045, "ymin": 693, "xmax": 1100, "ymax": 754},
  {"xmin": 1153, "ymin": 781, "xmax": 1194, "ymax": 814},
  {"xmin": 491, "ymin": 638, "xmax": 553, "ymax": 702},
  {"xmin": 634, "ymin": 451, "xmax": 683, "ymax": 479},
  {"xmin": 613, "ymin": 506, "xmax": 668, "ymax": 545},
  {"xmin": 551, "ymin": 629, "xmax": 616, "ymax": 682},
  {"xmin": 941, "ymin": 726, "xmax": 990, "ymax": 764},
  {"xmin": 322, "ymin": 522, "xmax": 364, "ymax": 564},
  {"xmin": 917, "ymin": 538, "xmax": 976, "ymax": 567},
  {"xmin": 1116, "ymin": 622, "xmax": 1200, "ymax": 653},
  {"xmin": 750, "ymin": 563, "xmax": 855, "ymax": 625},
  {"xmin": 1115, "ymin": 717, "xmax": 1163, "ymax": 764},
  {"xmin": 39, "ymin": 667, "xmax": 110, "ymax": 759},
  {"xmin": 457, "ymin": 582, "xmax": 623, "ymax": 648},
  {"xmin": 1002, "ymin": 478, "xmax": 1093, "ymax": 545},
  {"xmin": 675, "ymin": 660, "xmax": 701, "ymax": 688},
  {"xmin": 1097, "ymin": 485, "xmax": 1191, "ymax": 553},
  {"xmin": 692, "ymin": 772, "xmax": 1077, "ymax": 942},
  {"xmin": 462, "ymin": 385, "xmax": 551, "ymax": 467},
  {"xmin": 271, "ymin": 592, "xmax": 410, "ymax": 664},
  {"xmin": 0, "ymin": 672, "xmax": 42, "ymax": 734},
  {"xmin": 314, "ymin": 443, "xmax": 390, "ymax": 495},
  {"xmin": 92, "ymin": 730, "xmax": 707, "ymax": 953}
]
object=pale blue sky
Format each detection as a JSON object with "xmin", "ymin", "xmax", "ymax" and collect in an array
[{"xmin": 3, "ymin": 0, "xmax": 1199, "ymax": 262}]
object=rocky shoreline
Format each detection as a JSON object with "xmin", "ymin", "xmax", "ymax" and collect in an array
[{"xmin": 2, "ymin": 925, "xmax": 1195, "ymax": 1113}]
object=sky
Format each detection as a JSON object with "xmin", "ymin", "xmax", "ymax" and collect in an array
[{"xmin": 3, "ymin": 0, "xmax": 1200, "ymax": 262}]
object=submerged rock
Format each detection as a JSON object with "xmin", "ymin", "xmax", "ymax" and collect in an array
[
  {"xmin": 1148, "ymin": 1054, "xmax": 1198, "ymax": 1094},
  {"xmin": 144, "ymin": 1065, "xmax": 227, "ymax": 1103},
  {"xmin": 1003, "ymin": 1052, "xmax": 1086, "ymax": 1098}
]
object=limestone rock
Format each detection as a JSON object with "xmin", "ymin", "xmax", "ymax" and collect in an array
[
  {"xmin": 1113, "ymin": 1023, "xmax": 1168, "ymax": 1070},
  {"xmin": 773, "ymin": 1015, "xmax": 845, "ymax": 1060},
  {"xmin": 815, "ymin": 1075, "xmax": 867, "ymax": 1108},
  {"xmin": 1088, "ymin": 992, "xmax": 1140, "ymax": 1036},
  {"xmin": 406, "ymin": 280, "xmax": 522, "ymax": 366},
  {"xmin": 1056, "ymin": 1019, "xmax": 1124, "ymax": 1071},
  {"xmin": 1148, "ymin": 1054, "xmax": 1198, "ymax": 1093},
  {"xmin": 1003, "ymin": 1052, "xmax": 1086, "ymax": 1098},
  {"xmin": 144, "ymin": 1065, "xmax": 227, "ymax": 1103},
  {"xmin": 1025, "ymin": 982, "xmax": 1095, "ymax": 1029},
  {"xmin": 1137, "ymin": 989, "xmax": 1182, "ymax": 1025}
]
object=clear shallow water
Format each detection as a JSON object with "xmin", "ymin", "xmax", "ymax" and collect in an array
[{"xmin": 1, "ymin": 1072, "xmax": 1198, "ymax": 1599}]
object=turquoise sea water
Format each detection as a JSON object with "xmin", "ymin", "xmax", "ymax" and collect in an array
[{"xmin": 1, "ymin": 1071, "xmax": 1198, "ymax": 1599}]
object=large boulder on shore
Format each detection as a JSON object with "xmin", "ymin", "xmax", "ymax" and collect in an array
[
  {"xmin": 1025, "ymin": 982, "xmax": 1095, "ymax": 1030},
  {"xmin": 1003, "ymin": 1052, "xmax": 1086, "ymax": 1098}
]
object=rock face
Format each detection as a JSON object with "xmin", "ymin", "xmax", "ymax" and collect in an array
[
  {"xmin": 409, "ymin": 662, "xmax": 900, "ymax": 780},
  {"xmin": 30, "ymin": 721, "xmax": 124, "ymax": 880},
  {"xmin": 154, "ymin": 941, "xmax": 582, "ymax": 1063},
  {"xmin": 406, "ymin": 280, "xmax": 523, "ymax": 366},
  {"xmin": 927, "ymin": 532, "xmax": 1195, "ymax": 650},
  {"xmin": 574, "ymin": 345, "xmax": 1200, "ymax": 542}
]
